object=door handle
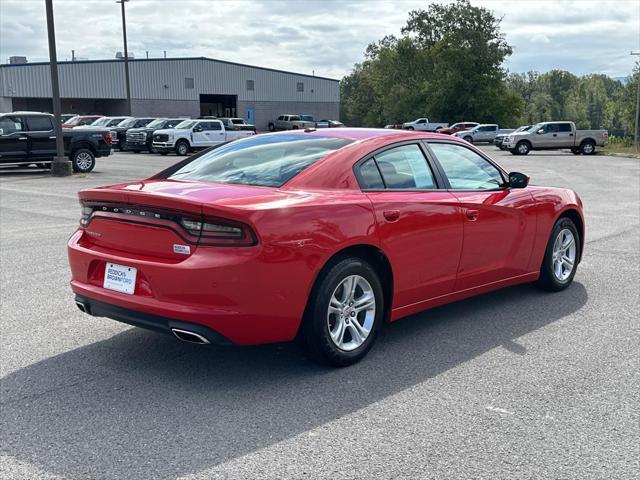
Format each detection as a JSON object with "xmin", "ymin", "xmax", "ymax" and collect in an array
[
  {"xmin": 383, "ymin": 210, "xmax": 400, "ymax": 222},
  {"xmin": 569, "ymin": 133, "xmax": 574, "ymax": 137},
  {"xmin": 49, "ymin": 136, "xmax": 57, "ymax": 139},
  {"xmin": 18, "ymin": 137, "xmax": 28, "ymax": 141},
  {"xmin": 465, "ymin": 209, "xmax": 479, "ymax": 221},
  {"xmin": 553, "ymin": 134, "xmax": 557, "ymax": 137}
]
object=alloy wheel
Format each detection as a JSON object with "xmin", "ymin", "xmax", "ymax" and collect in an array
[
  {"xmin": 327, "ymin": 275, "xmax": 376, "ymax": 351},
  {"xmin": 75, "ymin": 152, "xmax": 93, "ymax": 171},
  {"xmin": 552, "ymin": 228, "xmax": 576, "ymax": 282}
]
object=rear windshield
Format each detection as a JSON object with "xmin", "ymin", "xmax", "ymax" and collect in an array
[{"xmin": 169, "ymin": 135, "xmax": 353, "ymax": 187}]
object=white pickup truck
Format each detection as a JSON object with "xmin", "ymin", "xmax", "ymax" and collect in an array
[
  {"xmin": 503, "ymin": 121, "xmax": 608, "ymax": 155},
  {"xmin": 152, "ymin": 119, "xmax": 254, "ymax": 155},
  {"xmin": 402, "ymin": 118, "xmax": 449, "ymax": 131}
]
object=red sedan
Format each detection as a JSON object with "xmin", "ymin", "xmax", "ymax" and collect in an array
[{"xmin": 68, "ymin": 129, "xmax": 584, "ymax": 366}]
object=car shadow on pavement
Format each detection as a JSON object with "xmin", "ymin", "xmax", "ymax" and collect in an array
[{"xmin": 1, "ymin": 282, "xmax": 587, "ymax": 479}]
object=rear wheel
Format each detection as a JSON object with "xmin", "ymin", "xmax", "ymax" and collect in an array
[
  {"xmin": 535, "ymin": 217, "xmax": 580, "ymax": 292},
  {"xmin": 71, "ymin": 148, "xmax": 95, "ymax": 173},
  {"xmin": 268, "ymin": 123, "xmax": 275, "ymax": 132},
  {"xmin": 463, "ymin": 135, "xmax": 473, "ymax": 143},
  {"xmin": 175, "ymin": 140, "xmax": 190, "ymax": 156},
  {"xmin": 580, "ymin": 140, "xmax": 595, "ymax": 155},
  {"xmin": 299, "ymin": 257, "xmax": 383, "ymax": 367}
]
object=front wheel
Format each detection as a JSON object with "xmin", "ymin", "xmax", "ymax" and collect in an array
[
  {"xmin": 71, "ymin": 148, "xmax": 96, "ymax": 173},
  {"xmin": 515, "ymin": 141, "xmax": 530, "ymax": 155},
  {"xmin": 268, "ymin": 123, "xmax": 275, "ymax": 132},
  {"xmin": 407, "ymin": 126, "xmax": 414, "ymax": 131},
  {"xmin": 299, "ymin": 257, "xmax": 384, "ymax": 367},
  {"xmin": 535, "ymin": 217, "xmax": 580, "ymax": 292},
  {"xmin": 175, "ymin": 140, "xmax": 190, "ymax": 156},
  {"xmin": 463, "ymin": 136, "xmax": 473, "ymax": 143}
]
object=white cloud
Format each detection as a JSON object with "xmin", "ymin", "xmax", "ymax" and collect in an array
[{"xmin": 0, "ymin": 0, "xmax": 638, "ymax": 78}]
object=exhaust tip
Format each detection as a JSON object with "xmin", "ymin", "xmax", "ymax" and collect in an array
[
  {"xmin": 171, "ymin": 328, "xmax": 210, "ymax": 345},
  {"xmin": 75, "ymin": 300, "xmax": 87, "ymax": 313}
]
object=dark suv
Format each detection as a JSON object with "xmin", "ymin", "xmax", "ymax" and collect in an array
[
  {"xmin": 125, "ymin": 118, "xmax": 185, "ymax": 153},
  {"xmin": 0, "ymin": 112, "xmax": 112, "ymax": 172},
  {"xmin": 111, "ymin": 117, "xmax": 157, "ymax": 151}
]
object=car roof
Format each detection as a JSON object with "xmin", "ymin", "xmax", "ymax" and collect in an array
[{"xmin": 263, "ymin": 127, "xmax": 459, "ymax": 142}]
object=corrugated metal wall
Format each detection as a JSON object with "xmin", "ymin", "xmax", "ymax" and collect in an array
[{"xmin": 0, "ymin": 58, "xmax": 339, "ymax": 103}]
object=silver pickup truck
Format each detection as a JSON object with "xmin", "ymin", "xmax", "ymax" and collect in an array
[
  {"xmin": 268, "ymin": 115, "xmax": 315, "ymax": 131},
  {"xmin": 503, "ymin": 121, "xmax": 608, "ymax": 155}
]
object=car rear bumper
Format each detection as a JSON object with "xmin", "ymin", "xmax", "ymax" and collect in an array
[{"xmin": 67, "ymin": 229, "xmax": 309, "ymax": 345}]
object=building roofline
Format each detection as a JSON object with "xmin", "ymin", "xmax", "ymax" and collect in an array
[{"xmin": 0, "ymin": 56, "xmax": 340, "ymax": 82}]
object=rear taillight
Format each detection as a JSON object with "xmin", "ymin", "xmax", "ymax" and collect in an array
[
  {"xmin": 180, "ymin": 217, "xmax": 257, "ymax": 246},
  {"xmin": 104, "ymin": 133, "xmax": 113, "ymax": 144},
  {"xmin": 80, "ymin": 205, "xmax": 93, "ymax": 227}
]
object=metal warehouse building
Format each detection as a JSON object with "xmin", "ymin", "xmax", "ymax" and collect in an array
[{"xmin": 0, "ymin": 57, "xmax": 340, "ymax": 130}]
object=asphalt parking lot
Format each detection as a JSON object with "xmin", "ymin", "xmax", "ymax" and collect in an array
[{"xmin": 1, "ymin": 146, "xmax": 638, "ymax": 479}]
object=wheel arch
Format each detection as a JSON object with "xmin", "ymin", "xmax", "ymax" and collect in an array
[
  {"xmin": 300, "ymin": 243, "xmax": 395, "ymax": 335},
  {"xmin": 557, "ymin": 208, "xmax": 584, "ymax": 262},
  {"xmin": 69, "ymin": 141, "xmax": 96, "ymax": 157}
]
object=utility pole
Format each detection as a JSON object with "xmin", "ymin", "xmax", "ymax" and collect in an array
[
  {"xmin": 631, "ymin": 51, "xmax": 640, "ymax": 151},
  {"xmin": 45, "ymin": 0, "xmax": 71, "ymax": 176},
  {"xmin": 116, "ymin": 0, "xmax": 132, "ymax": 115}
]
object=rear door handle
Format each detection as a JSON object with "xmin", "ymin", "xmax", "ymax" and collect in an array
[
  {"xmin": 465, "ymin": 209, "xmax": 479, "ymax": 221},
  {"xmin": 553, "ymin": 134, "xmax": 557, "ymax": 137},
  {"xmin": 383, "ymin": 210, "xmax": 400, "ymax": 222}
]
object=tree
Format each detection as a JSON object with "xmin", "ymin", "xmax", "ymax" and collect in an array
[{"xmin": 340, "ymin": 0, "xmax": 521, "ymax": 127}]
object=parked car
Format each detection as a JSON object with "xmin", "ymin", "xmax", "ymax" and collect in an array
[
  {"xmin": 316, "ymin": 119, "xmax": 345, "ymax": 128},
  {"xmin": 268, "ymin": 115, "xmax": 315, "ymax": 131},
  {"xmin": 86, "ymin": 116, "xmax": 132, "ymax": 129},
  {"xmin": 152, "ymin": 118, "xmax": 255, "ymax": 155},
  {"xmin": 494, "ymin": 125, "xmax": 531, "ymax": 149},
  {"xmin": 110, "ymin": 117, "xmax": 157, "ymax": 151},
  {"xmin": 438, "ymin": 122, "xmax": 479, "ymax": 135},
  {"xmin": 402, "ymin": 118, "xmax": 448, "ymax": 131},
  {"xmin": 454, "ymin": 124, "xmax": 514, "ymax": 144},
  {"xmin": 503, "ymin": 121, "xmax": 609, "ymax": 155},
  {"xmin": 125, "ymin": 118, "xmax": 185, "ymax": 153},
  {"xmin": 60, "ymin": 114, "xmax": 77, "ymax": 123},
  {"xmin": 218, "ymin": 117, "xmax": 256, "ymax": 132},
  {"xmin": 384, "ymin": 124, "xmax": 404, "ymax": 129},
  {"xmin": 0, "ymin": 112, "xmax": 112, "ymax": 172},
  {"xmin": 62, "ymin": 115, "xmax": 103, "ymax": 129},
  {"xmin": 69, "ymin": 128, "xmax": 584, "ymax": 366}
]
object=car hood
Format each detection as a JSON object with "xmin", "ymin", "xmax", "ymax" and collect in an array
[
  {"xmin": 509, "ymin": 131, "xmax": 531, "ymax": 137},
  {"xmin": 454, "ymin": 130, "xmax": 473, "ymax": 136},
  {"xmin": 154, "ymin": 128, "xmax": 186, "ymax": 135}
]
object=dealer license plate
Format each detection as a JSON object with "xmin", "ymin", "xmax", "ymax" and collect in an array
[{"xmin": 103, "ymin": 262, "xmax": 137, "ymax": 295}]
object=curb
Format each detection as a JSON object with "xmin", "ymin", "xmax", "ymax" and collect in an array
[{"xmin": 601, "ymin": 152, "xmax": 640, "ymax": 159}]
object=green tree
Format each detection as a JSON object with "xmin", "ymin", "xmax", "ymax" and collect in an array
[{"xmin": 340, "ymin": 0, "xmax": 522, "ymax": 127}]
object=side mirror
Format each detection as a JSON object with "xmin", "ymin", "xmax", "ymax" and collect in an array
[
  {"xmin": 193, "ymin": 126, "xmax": 203, "ymax": 133},
  {"xmin": 508, "ymin": 171, "xmax": 529, "ymax": 188},
  {"xmin": 537, "ymin": 128, "xmax": 544, "ymax": 134}
]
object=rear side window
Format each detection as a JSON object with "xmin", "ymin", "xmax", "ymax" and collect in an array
[
  {"xmin": 374, "ymin": 144, "xmax": 436, "ymax": 189},
  {"xmin": 558, "ymin": 123, "xmax": 572, "ymax": 132},
  {"xmin": 25, "ymin": 116, "xmax": 54, "ymax": 131},
  {"xmin": 169, "ymin": 135, "xmax": 353, "ymax": 187},
  {"xmin": 358, "ymin": 158, "xmax": 385, "ymax": 189}
]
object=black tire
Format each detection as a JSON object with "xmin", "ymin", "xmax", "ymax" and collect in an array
[
  {"xmin": 299, "ymin": 256, "xmax": 384, "ymax": 367},
  {"xmin": 292, "ymin": 125, "xmax": 299, "ymax": 130},
  {"xmin": 534, "ymin": 217, "xmax": 580, "ymax": 292},
  {"xmin": 463, "ymin": 136, "xmax": 473, "ymax": 143},
  {"xmin": 70, "ymin": 148, "xmax": 96, "ymax": 173},
  {"xmin": 515, "ymin": 141, "xmax": 531, "ymax": 155},
  {"xmin": 407, "ymin": 126, "xmax": 415, "ymax": 131},
  {"xmin": 268, "ymin": 123, "xmax": 275, "ymax": 132},
  {"xmin": 175, "ymin": 140, "xmax": 190, "ymax": 156},
  {"xmin": 133, "ymin": 150, "xmax": 140, "ymax": 154},
  {"xmin": 580, "ymin": 140, "xmax": 595, "ymax": 155},
  {"xmin": 118, "ymin": 139, "xmax": 127, "ymax": 152},
  {"xmin": 160, "ymin": 151, "xmax": 169, "ymax": 156}
]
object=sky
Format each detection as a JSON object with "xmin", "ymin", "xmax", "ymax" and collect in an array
[{"xmin": 0, "ymin": 0, "xmax": 638, "ymax": 80}]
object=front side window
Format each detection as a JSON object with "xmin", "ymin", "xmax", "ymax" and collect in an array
[
  {"xmin": 374, "ymin": 144, "xmax": 436, "ymax": 189},
  {"xmin": 544, "ymin": 124, "xmax": 560, "ymax": 133},
  {"xmin": 0, "ymin": 116, "xmax": 24, "ymax": 134},
  {"xmin": 202, "ymin": 122, "xmax": 221, "ymax": 131},
  {"xmin": 25, "ymin": 116, "xmax": 53, "ymax": 132},
  {"xmin": 479, "ymin": 125, "xmax": 496, "ymax": 132},
  {"xmin": 169, "ymin": 135, "xmax": 353, "ymax": 187},
  {"xmin": 429, "ymin": 142, "xmax": 505, "ymax": 190}
]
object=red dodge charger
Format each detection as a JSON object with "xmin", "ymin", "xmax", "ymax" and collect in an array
[{"xmin": 68, "ymin": 129, "xmax": 584, "ymax": 366}]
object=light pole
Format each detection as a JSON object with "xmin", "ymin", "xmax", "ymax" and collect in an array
[
  {"xmin": 631, "ymin": 51, "xmax": 640, "ymax": 150},
  {"xmin": 116, "ymin": 0, "xmax": 132, "ymax": 115},
  {"xmin": 45, "ymin": 0, "xmax": 72, "ymax": 176}
]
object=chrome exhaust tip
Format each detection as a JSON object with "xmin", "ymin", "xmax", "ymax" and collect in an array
[
  {"xmin": 171, "ymin": 328, "xmax": 210, "ymax": 345},
  {"xmin": 75, "ymin": 300, "xmax": 87, "ymax": 313}
]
